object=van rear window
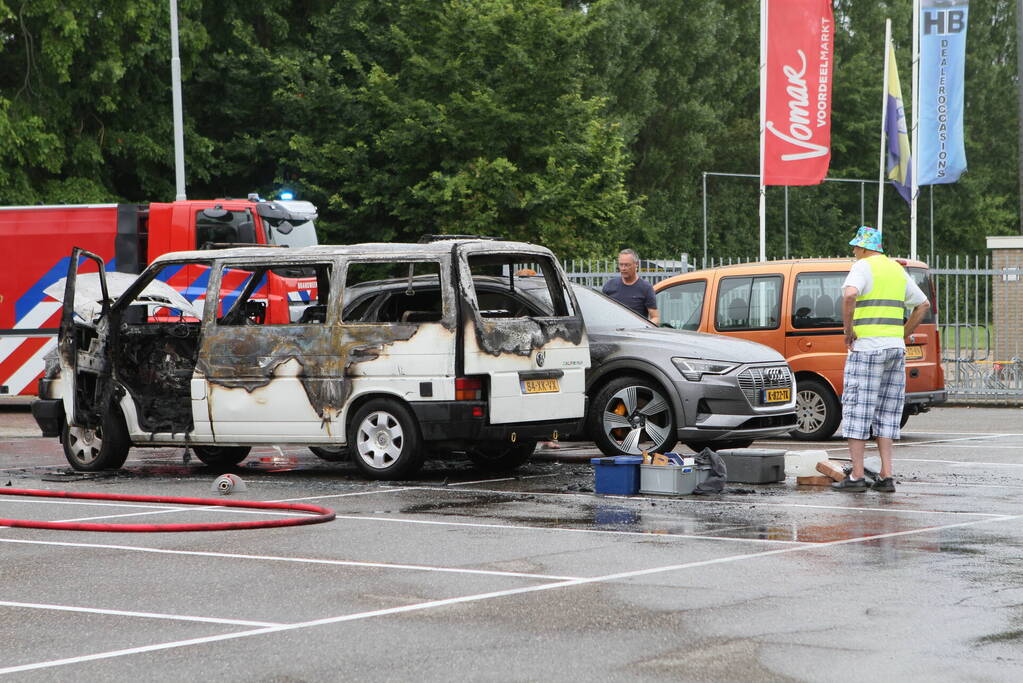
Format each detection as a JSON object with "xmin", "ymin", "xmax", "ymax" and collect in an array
[{"xmin": 906, "ymin": 267, "xmax": 936, "ymax": 324}]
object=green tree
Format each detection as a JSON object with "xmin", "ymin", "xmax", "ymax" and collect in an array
[
  {"xmin": 0, "ymin": 0, "xmax": 212, "ymax": 203},
  {"xmin": 279, "ymin": 0, "xmax": 641, "ymax": 256}
]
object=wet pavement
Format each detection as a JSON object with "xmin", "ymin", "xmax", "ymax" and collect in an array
[{"xmin": 1, "ymin": 404, "xmax": 1022, "ymax": 681}]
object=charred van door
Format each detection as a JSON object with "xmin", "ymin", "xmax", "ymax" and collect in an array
[
  {"xmin": 198, "ymin": 260, "xmax": 338, "ymax": 442},
  {"xmin": 340, "ymin": 258, "xmax": 456, "ymax": 395},
  {"xmin": 59, "ymin": 248, "xmax": 113, "ymax": 430},
  {"xmin": 457, "ymin": 245, "xmax": 589, "ymax": 425}
]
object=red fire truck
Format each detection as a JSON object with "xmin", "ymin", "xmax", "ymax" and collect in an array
[{"xmin": 1, "ymin": 196, "xmax": 318, "ymax": 396}]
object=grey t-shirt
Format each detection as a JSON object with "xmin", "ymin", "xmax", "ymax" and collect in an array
[{"xmin": 602, "ymin": 277, "xmax": 657, "ymax": 319}]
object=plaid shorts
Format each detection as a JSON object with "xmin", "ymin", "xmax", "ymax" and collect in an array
[{"xmin": 841, "ymin": 347, "xmax": 906, "ymax": 441}]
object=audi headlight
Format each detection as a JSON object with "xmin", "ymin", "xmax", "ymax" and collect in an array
[{"xmin": 672, "ymin": 358, "xmax": 738, "ymax": 382}]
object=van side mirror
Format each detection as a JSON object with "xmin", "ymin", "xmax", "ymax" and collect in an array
[{"xmin": 201, "ymin": 207, "xmax": 231, "ymax": 220}]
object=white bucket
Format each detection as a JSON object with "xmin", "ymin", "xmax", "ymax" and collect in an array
[{"xmin": 784, "ymin": 450, "xmax": 829, "ymax": 477}]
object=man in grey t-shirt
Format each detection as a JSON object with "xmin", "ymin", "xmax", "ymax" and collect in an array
[{"xmin": 602, "ymin": 249, "xmax": 659, "ymax": 323}]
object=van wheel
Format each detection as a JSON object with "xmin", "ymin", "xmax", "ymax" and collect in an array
[
  {"xmin": 192, "ymin": 446, "xmax": 251, "ymax": 469},
  {"xmin": 589, "ymin": 376, "xmax": 677, "ymax": 457},
  {"xmin": 309, "ymin": 446, "xmax": 350, "ymax": 462},
  {"xmin": 900, "ymin": 411, "xmax": 911, "ymax": 428},
  {"xmin": 350, "ymin": 399, "xmax": 424, "ymax": 480},
  {"xmin": 791, "ymin": 378, "xmax": 840, "ymax": 441},
  {"xmin": 466, "ymin": 441, "xmax": 537, "ymax": 472},
  {"xmin": 62, "ymin": 410, "xmax": 130, "ymax": 472}
]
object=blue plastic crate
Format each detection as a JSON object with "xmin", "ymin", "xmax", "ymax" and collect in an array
[{"xmin": 591, "ymin": 456, "xmax": 643, "ymax": 495}]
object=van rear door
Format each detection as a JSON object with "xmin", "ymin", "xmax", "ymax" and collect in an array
[
  {"xmin": 904, "ymin": 266, "xmax": 944, "ymax": 394},
  {"xmin": 457, "ymin": 245, "xmax": 589, "ymax": 425}
]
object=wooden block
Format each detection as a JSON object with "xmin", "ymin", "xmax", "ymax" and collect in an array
[
  {"xmin": 816, "ymin": 459, "xmax": 846, "ymax": 482},
  {"xmin": 796, "ymin": 475, "xmax": 834, "ymax": 486},
  {"xmin": 651, "ymin": 453, "xmax": 671, "ymax": 466}
]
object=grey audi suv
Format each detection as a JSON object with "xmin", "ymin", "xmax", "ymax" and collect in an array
[{"xmin": 344, "ymin": 274, "xmax": 797, "ymax": 458}]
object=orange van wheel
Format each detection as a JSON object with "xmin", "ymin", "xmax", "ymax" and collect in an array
[{"xmin": 791, "ymin": 378, "xmax": 841, "ymax": 441}]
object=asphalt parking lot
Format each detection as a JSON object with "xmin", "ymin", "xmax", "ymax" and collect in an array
[{"xmin": 1, "ymin": 404, "xmax": 1022, "ymax": 681}]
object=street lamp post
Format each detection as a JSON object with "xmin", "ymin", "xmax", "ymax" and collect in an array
[{"xmin": 170, "ymin": 0, "xmax": 186, "ymax": 200}]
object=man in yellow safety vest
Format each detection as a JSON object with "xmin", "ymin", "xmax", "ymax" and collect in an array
[{"xmin": 832, "ymin": 226, "xmax": 931, "ymax": 493}]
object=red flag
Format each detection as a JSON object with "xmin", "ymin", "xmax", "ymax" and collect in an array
[{"xmin": 763, "ymin": 0, "xmax": 834, "ymax": 185}]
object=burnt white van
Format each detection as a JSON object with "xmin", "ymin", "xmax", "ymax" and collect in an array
[{"xmin": 32, "ymin": 239, "xmax": 589, "ymax": 479}]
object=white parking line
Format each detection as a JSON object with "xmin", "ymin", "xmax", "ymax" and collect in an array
[
  {"xmin": 823, "ymin": 434, "xmax": 1010, "ymax": 453},
  {"xmin": 2, "ymin": 512, "xmax": 1016, "ymax": 676},
  {"xmin": 0, "ymin": 486, "xmax": 415, "ymax": 527},
  {"xmin": 451, "ymin": 473, "xmax": 561, "ymax": 486},
  {"xmin": 0, "ymin": 538, "xmax": 579, "ymax": 581},
  {"xmin": 0, "ymin": 601, "xmax": 283, "ymax": 628},
  {"xmin": 426, "ymin": 485, "xmax": 1002, "ymax": 518},
  {"xmin": 332, "ymin": 514, "xmax": 810, "ymax": 545},
  {"xmin": 896, "ymin": 458, "xmax": 1023, "ymax": 467}
]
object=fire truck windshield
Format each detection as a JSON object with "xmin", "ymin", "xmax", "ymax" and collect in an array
[
  {"xmin": 268, "ymin": 200, "xmax": 319, "ymax": 248},
  {"xmin": 270, "ymin": 218, "xmax": 317, "ymax": 248}
]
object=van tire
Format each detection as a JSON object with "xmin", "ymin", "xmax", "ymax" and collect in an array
[
  {"xmin": 589, "ymin": 375, "xmax": 678, "ymax": 457},
  {"xmin": 350, "ymin": 399, "xmax": 424, "ymax": 480},
  {"xmin": 791, "ymin": 378, "xmax": 841, "ymax": 441},
  {"xmin": 192, "ymin": 446, "xmax": 251, "ymax": 469},
  {"xmin": 62, "ymin": 410, "xmax": 130, "ymax": 472},
  {"xmin": 309, "ymin": 446, "xmax": 350, "ymax": 462},
  {"xmin": 466, "ymin": 440, "xmax": 537, "ymax": 472}
]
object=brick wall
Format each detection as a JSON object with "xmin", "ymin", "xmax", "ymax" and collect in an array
[{"xmin": 987, "ymin": 237, "xmax": 1023, "ymax": 361}]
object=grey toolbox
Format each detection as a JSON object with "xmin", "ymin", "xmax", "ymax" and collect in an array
[
  {"xmin": 639, "ymin": 465, "xmax": 710, "ymax": 495},
  {"xmin": 714, "ymin": 449, "xmax": 786, "ymax": 484}
]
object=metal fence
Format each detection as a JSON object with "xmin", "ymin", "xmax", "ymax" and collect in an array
[
  {"xmin": 931, "ymin": 255, "xmax": 1023, "ymax": 401},
  {"xmin": 562, "ymin": 254, "xmax": 1023, "ymax": 402}
]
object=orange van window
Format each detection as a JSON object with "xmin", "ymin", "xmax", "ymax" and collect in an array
[
  {"xmin": 792, "ymin": 272, "xmax": 845, "ymax": 328},
  {"xmin": 715, "ymin": 275, "xmax": 782, "ymax": 331},
  {"xmin": 656, "ymin": 280, "xmax": 706, "ymax": 330}
]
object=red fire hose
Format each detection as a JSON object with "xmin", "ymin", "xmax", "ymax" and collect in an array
[{"xmin": 0, "ymin": 488, "xmax": 335, "ymax": 532}]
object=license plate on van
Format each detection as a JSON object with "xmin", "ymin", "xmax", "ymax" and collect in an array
[
  {"xmin": 522, "ymin": 378, "xmax": 560, "ymax": 394},
  {"xmin": 763, "ymin": 388, "xmax": 791, "ymax": 403},
  {"xmin": 906, "ymin": 345, "xmax": 924, "ymax": 360}
]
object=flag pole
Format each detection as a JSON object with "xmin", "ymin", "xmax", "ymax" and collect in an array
[
  {"xmin": 758, "ymin": 0, "xmax": 767, "ymax": 262},
  {"xmin": 910, "ymin": 0, "xmax": 920, "ymax": 260},
  {"xmin": 877, "ymin": 19, "xmax": 892, "ymax": 234}
]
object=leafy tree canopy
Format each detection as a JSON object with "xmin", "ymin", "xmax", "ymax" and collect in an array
[{"xmin": 0, "ymin": 0, "xmax": 1017, "ymax": 259}]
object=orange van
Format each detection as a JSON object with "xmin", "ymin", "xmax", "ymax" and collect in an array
[{"xmin": 653, "ymin": 258, "xmax": 946, "ymax": 440}]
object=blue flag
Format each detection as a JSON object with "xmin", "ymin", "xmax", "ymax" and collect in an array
[
  {"xmin": 918, "ymin": 0, "xmax": 969, "ymax": 185},
  {"xmin": 884, "ymin": 40, "xmax": 913, "ymax": 203}
]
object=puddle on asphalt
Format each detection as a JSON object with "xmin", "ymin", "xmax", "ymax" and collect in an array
[{"xmin": 393, "ymin": 490, "xmax": 933, "ymax": 544}]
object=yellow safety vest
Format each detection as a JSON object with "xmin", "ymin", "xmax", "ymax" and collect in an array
[{"xmin": 853, "ymin": 255, "xmax": 906, "ymax": 338}]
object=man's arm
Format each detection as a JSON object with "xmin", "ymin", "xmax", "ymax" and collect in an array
[
  {"xmin": 643, "ymin": 281, "xmax": 659, "ymax": 324},
  {"xmin": 842, "ymin": 285, "xmax": 858, "ymax": 350},
  {"xmin": 904, "ymin": 300, "xmax": 931, "ymax": 339}
]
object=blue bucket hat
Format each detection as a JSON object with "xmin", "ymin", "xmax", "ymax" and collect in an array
[{"xmin": 848, "ymin": 225, "xmax": 883, "ymax": 253}]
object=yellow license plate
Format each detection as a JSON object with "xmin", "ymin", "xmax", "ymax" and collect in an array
[
  {"xmin": 522, "ymin": 378, "xmax": 559, "ymax": 394},
  {"xmin": 764, "ymin": 388, "xmax": 791, "ymax": 403},
  {"xmin": 906, "ymin": 345, "xmax": 924, "ymax": 360}
]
